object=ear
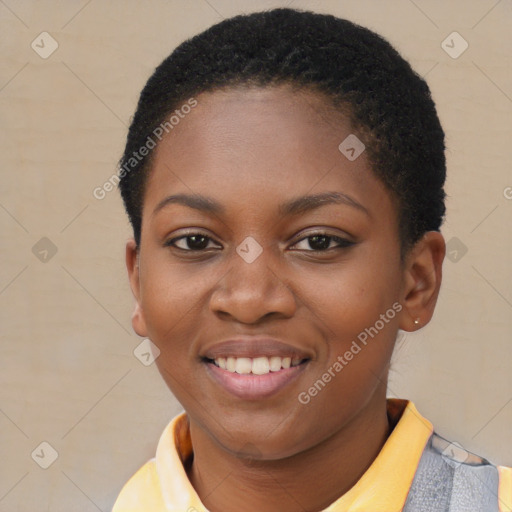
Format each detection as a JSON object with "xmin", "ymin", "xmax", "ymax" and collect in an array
[
  {"xmin": 399, "ymin": 231, "xmax": 446, "ymax": 332},
  {"xmin": 126, "ymin": 238, "xmax": 148, "ymax": 337}
]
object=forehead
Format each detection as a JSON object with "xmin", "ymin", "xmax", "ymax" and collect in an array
[
  {"xmin": 142, "ymin": 85, "xmax": 394, "ymax": 224},
  {"xmin": 160, "ymin": 85, "xmax": 352, "ymax": 159}
]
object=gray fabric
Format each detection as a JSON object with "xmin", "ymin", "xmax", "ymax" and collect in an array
[{"xmin": 403, "ymin": 432, "xmax": 500, "ymax": 512}]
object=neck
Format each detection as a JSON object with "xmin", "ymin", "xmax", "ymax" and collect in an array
[{"xmin": 187, "ymin": 389, "xmax": 391, "ymax": 512}]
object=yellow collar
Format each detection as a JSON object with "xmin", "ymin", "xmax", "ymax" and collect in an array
[
  {"xmin": 155, "ymin": 399, "xmax": 433, "ymax": 511},
  {"xmin": 113, "ymin": 399, "xmax": 433, "ymax": 511}
]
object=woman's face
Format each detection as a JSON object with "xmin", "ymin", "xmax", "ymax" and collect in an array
[{"xmin": 128, "ymin": 85, "xmax": 410, "ymax": 459}]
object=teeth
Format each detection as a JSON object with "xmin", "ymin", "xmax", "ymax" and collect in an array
[
  {"xmin": 212, "ymin": 356, "xmax": 304, "ymax": 374},
  {"xmin": 269, "ymin": 356, "xmax": 282, "ymax": 372},
  {"xmin": 226, "ymin": 357, "xmax": 236, "ymax": 372},
  {"xmin": 235, "ymin": 357, "xmax": 252, "ymax": 374},
  {"xmin": 252, "ymin": 356, "xmax": 270, "ymax": 375}
]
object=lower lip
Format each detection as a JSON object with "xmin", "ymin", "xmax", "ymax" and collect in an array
[{"xmin": 204, "ymin": 361, "xmax": 308, "ymax": 400}]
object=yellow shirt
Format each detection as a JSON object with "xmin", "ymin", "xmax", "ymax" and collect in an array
[{"xmin": 113, "ymin": 399, "xmax": 511, "ymax": 512}]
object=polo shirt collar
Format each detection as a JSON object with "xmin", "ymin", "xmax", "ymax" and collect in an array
[{"xmin": 155, "ymin": 399, "xmax": 433, "ymax": 512}]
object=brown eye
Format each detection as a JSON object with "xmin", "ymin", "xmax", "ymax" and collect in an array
[
  {"xmin": 308, "ymin": 235, "xmax": 331, "ymax": 251},
  {"xmin": 292, "ymin": 233, "xmax": 355, "ymax": 252},
  {"xmin": 165, "ymin": 234, "xmax": 219, "ymax": 251}
]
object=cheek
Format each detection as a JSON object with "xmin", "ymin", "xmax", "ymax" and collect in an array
[
  {"xmin": 296, "ymin": 251, "xmax": 401, "ymax": 392},
  {"xmin": 140, "ymin": 245, "xmax": 213, "ymax": 312},
  {"xmin": 295, "ymin": 270, "xmax": 399, "ymax": 444},
  {"xmin": 138, "ymin": 259, "xmax": 211, "ymax": 356},
  {"xmin": 297, "ymin": 254, "xmax": 401, "ymax": 335},
  {"xmin": 139, "ymin": 264, "xmax": 209, "ymax": 405}
]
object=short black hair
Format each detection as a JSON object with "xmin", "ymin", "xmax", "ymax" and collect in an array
[{"xmin": 118, "ymin": 7, "xmax": 446, "ymax": 255}]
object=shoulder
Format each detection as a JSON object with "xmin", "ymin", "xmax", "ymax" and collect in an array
[
  {"xmin": 111, "ymin": 413, "xmax": 190, "ymax": 512},
  {"xmin": 498, "ymin": 465, "xmax": 512, "ymax": 511},
  {"xmin": 404, "ymin": 431, "xmax": 512, "ymax": 512},
  {"xmin": 112, "ymin": 458, "xmax": 168, "ymax": 512}
]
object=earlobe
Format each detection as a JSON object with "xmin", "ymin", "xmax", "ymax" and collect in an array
[
  {"xmin": 125, "ymin": 238, "xmax": 148, "ymax": 337},
  {"xmin": 399, "ymin": 231, "xmax": 446, "ymax": 332}
]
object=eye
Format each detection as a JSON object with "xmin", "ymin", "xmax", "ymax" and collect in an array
[
  {"xmin": 291, "ymin": 232, "xmax": 355, "ymax": 252},
  {"xmin": 165, "ymin": 233, "xmax": 221, "ymax": 252}
]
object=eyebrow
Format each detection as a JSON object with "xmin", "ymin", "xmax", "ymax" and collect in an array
[
  {"xmin": 152, "ymin": 193, "xmax": 224, "ymax": 217},
  {"xmin": 279, "ymin": 191, "xmax": 370, "ymax": 217},
  {"xmin": 152, "ymin": 191, "xmax": 369, "ymax": 217}
]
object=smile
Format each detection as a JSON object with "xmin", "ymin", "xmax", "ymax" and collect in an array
[
  {"xmin": 200, "ymin": 337, "xmax": 312, "ymax": 399},
  {"xmin": 203, "ymin": 357, "xmax": 309, "ymax": 400},
  {"xmin": 210, "ymin": 356, "xmax": 305, "ymax": 375}
]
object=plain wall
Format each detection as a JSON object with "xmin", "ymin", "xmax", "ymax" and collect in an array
[{"xmin": 1, "ymin": 0, "xmax": 511, "ymax": 510}]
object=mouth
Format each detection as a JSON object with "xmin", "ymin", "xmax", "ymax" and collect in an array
[
  {"xmin": 200, "ymin": 336, "xmax": 314, "ymax": 400},
  {"xmin": 202, "ymin": 355, "xmax": 310, "ymax": 400},
  {"xmin": 205, "ymin": 355, "xmax": 307, "ymax": 375},
  {"xmin": 200, "ymin": 337, "xmax": 313, "ymax": 400}
]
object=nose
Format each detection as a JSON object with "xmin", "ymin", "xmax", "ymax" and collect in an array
[{"xmin": 209, "ymin": 245, "xmax": 297, "ymax": 324}]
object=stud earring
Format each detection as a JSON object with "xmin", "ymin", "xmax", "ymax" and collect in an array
[{"xmin": 414, "ymin": 318, "xmax": 420, "ymax": 326}]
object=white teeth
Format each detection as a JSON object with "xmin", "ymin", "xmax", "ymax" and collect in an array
[
  {"xmin": 212, "ymin": 355, "xmax": 304, "ymax": 374},
  {"xmin": 252, "ymin": 356, "xmax": 270, "ymax": 375},
  {"xmin": 269, "ymin": 356, "xmax": 282, "ymax": 372},
  {"xmin": 226, "ymin": 357, "xmax": 236, "ymax": 372},
  {"xmin": 235, "ymin": 357, "xmax": 252, "ymax": 374}
]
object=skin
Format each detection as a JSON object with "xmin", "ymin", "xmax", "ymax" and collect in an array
[{"xmin": 126, "ymin": 85, "xmax": 446, "ymax": 512}]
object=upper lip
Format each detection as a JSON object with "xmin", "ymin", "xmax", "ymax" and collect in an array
[{"xmin": 201, "ymin": 337, "xmax": 313, "ymax": 360}]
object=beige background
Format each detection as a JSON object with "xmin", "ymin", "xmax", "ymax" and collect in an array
[{"xmin": 1, "ymin": 0, "xmax": 511, "ymax": 510}]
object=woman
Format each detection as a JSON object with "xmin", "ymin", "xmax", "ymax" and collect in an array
[{"xmin": 113, "ymin": 8, "xmax": 511, "ymax": 511}]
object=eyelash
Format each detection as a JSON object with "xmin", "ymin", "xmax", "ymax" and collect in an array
[{"xmin": 164, "ymin": 231, "xmax": 355, "ymax": 253}]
